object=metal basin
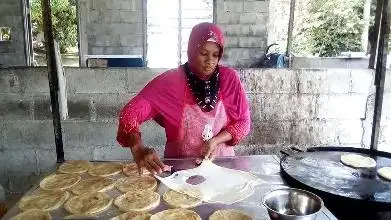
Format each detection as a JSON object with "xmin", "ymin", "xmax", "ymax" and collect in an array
[{"xmin": 262, "ymin": 188, "xmax": 324, "ymax": 220}]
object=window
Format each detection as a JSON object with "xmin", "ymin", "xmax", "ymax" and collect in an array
[{"xmin": 147, "ymin": 0, "xmax": 213, "ymax": 68}]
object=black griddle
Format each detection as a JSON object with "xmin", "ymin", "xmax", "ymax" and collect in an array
[{"xmin": 280, "ymin": 147, "xmax": 391, "ymax": 220}]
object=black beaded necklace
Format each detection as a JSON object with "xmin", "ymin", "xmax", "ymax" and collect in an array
[{"xmin": 183, "ymin": 62, "xmax": 219, "ymax": 112}]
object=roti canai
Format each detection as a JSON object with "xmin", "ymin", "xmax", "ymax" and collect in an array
[
  {"xmin": 64, "ymin": 192, "xmax": 112, "ymax": 215},
  {"xmin": 114, "ymin": 190, "xmax": 160, "ymax": 212},
  {"xmin": 70, "ymin": 177, "xmax": 116, "ymax": 195},
  {"xmin": 340, "ymin": 154, "xmax": 376, "ymax": 168},
  {"xmin": 150, "ymin": 209, "xmax": 201, "ymax": 220},
  {"xmin": 123, "ymin": 163, "xmax": 150, "ymax": 176},
  {"xmin": 88, "ymin": 162, "xmax": 123, "ymax": 177},
  {"xmin": 378, "ymin": 167, "xmax": 391, "ymax": 181},
  {"xmin": 110, "ymin": 211, "xmax": 152, "ymax": 220},
  {"xmin": 115, "ymin": 176, "xmax": 157, "ymax": 193},
  {"xmin": 10, "ymin": 209, "xmax": 51, "ymax": 220},
  {"xmin": 58, "ymin": 160, "xmax": 93, "ymax": 174},
  {"xmin": 209, "ymin": 209, "xmax": 252, "ymax": 220},
  {"xmin": 163, "ymin": 190, "xmax": 202, "ymax": 208},
  {"xmin": 19, "ymin": 190, "xmax": 69, "ymax": 211},
  {"xmin": 39, "ymin": 174, "xmax": 81, "ymax": 191}
]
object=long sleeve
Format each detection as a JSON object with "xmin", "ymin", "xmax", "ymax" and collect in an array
[
  {"xmin": 219, "ymin": 66, "xmax": 251, "ymax": 146},
  {"xmin": 116, "ymin": 94, "xmax": 159, "ymax": 148}
]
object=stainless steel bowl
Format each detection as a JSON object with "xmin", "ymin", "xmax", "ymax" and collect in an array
[{"xmin": 262, "ymin": 188, "xmax": 324, "ymax": 220}]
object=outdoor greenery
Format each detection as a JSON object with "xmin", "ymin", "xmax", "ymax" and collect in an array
[{"xmin": 31, "ymin": 0, "xmax": 77, "ymax": 53}]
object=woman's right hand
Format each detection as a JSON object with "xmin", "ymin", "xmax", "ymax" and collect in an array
[{"xmin": 132, "ymin": 147, "xmax": 167, "ymax": 175}]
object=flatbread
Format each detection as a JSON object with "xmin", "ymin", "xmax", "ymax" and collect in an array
[
  {"xmin": 209, "ymin": 209, "xmax": 252, "ymax": 220},
  {"xmin": 150, "ymin": 209, "xmax": 201, "ymax": 220},
  {"xmin": 378, "ymin": 167, "xmax": 391, "ymax": 181},
  {"xmin": 114, "ymin": 190, "xmax": 160, "ymax": 212},
  {"xmin": 340, "ymin": 154, "xmax": 376, "ymax": 168},
  {"xmin": 63, "ymin": 215, "xmax": 96, "ymax": 219},
  {"xmin": 163, "ymin": 190, "xmax": 202, "ymax": 208},
  {"xmin": 19, "ymin": 190, "xmax": 69, "ymax": 211},
  {"xmin": 64, "ymin": 192, "xmax": 113, "ymax": 215},
  {"xmin": 10, "ymin": 209, "xmax": 51, "ymax": 220},
  {"xmin": 116, "ymin": 176, "xmax": 157, "ymax": 193},
  {"xmin": 70, "ymin": 177, "xmax": 116, "ymax": 195},
  {"xmin": 58, "ymin": 160, "xmax": 93, "ymax": 174},
  {"xmin": 110, "ymin": 211, "xmax": 152, "ymax": 220},
  {"xmin": 123, "ymin": 163, "xmax": 150, "ymax": 176},
  {"xmin": 88, "ymin": 162, "xmax": 123, "ymax": 177},
  {"xmin": 39, "ymin": 174, "xmax": 81, "ymax": 191}
]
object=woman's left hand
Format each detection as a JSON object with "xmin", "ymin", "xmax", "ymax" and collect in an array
[{"xmin": 201, "ymin": 138, "xmax": 218, "ymax": 161}]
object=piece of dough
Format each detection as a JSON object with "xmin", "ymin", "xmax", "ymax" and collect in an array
[
  {"xmin": 110, "ymin": 211, "xmax": 152, "ymax": 220},
  {"xmin": 123, "ymin": 163, "xmax": 150, "ymax": 176},
  {"xmin": 163, "ymin": 190, "xmax": 202, "ymax": 208},
  {"xmin": 340, "ymin": 154, "xmax": 376, "ymax": 168},
  {"xmin": 88, "ymin": 162, "xmax": 123, "ymax": 177},
  {"xmin": 64, "ymin": 192, "xmax": 113, "ymax": 215},
  {"xmin": 58, "ymin": 160, "xmax": 93, "ymax": 174},
  {"xmin": 209, "ymin": 209, "xmax": 252, "ymax": 220},
  {"xmin": 40, "ymin": 174, "xmax": 81, "ymax": 191},
  {"xmin": 150, "ymin": 209, "xmax": 201, "ymax": 220},
  {"xmin": 114, "ymin": 190, "xmax": 160, "ymax": 212},
  {"xmin": 70, "ymin": 177, "xmax": 116, "ymax": 195},
  {"xmin": 10, "ymin": 209, "xmax": 51, "ymax": 220},
  {"xmin": 378, "ymin": 167, "xmax": 391, "ymax": 181},
  {"xmin": 115, "ymin": 176, "xmax": 157, "ymax": 193},
  {"xmin": 19, "ymin": 190, "xmax": 69, "ymax": 211}
]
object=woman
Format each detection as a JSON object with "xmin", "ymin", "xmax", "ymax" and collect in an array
[{"xmin": 117, "ymin": 22, "xmax": 250, "ymax": 174}]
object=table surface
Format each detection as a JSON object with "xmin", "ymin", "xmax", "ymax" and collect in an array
[{"xmin": 2, "ymin": 155, "xmax": 338, "ymax": 220}]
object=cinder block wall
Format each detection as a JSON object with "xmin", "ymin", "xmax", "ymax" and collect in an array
[
  {"xmin": 0, "ymin": 0, "xmax": 28, "ymax": 67},
  {"xmin": 1, "ymin": 67, "xmax": 391, "ymax": 193}
]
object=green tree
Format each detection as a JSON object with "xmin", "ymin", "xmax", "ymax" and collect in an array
[
  {"xmin": 293, "ymin": 0, "xmax": 364, "ymax": 57},
  {"xmin": 31, "ymin": 0, "xmax": 77, "ymax": 53}
]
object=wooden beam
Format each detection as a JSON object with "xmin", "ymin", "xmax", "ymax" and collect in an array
[
  {"xmin": 41, "ymin": 0, "xmax": 65, "ymax": 163},
  {"xmin": 370, "ymin": 0, "xmax": 390, "ymax": 150},
  {"xmin": 286, "ymin": 0, "xmax": 296, "ymax": 59},
  {"xmin": 368, "ymin": 0, "xmax": 383, "ymax": 69}
]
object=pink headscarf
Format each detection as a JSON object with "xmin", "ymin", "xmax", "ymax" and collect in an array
[{"xmin": 187, "ymin": 22, "xmax": 225, "ymax": 69}]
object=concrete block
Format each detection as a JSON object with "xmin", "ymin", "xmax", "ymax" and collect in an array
[
  {"xmin": 382, "ymin": 93, "xmax": 391, "ymax": 119},
  {"xmin": 385, "ymin": 71, "xmax": 391, "ymax": 93},
  {"xmin": 90, "ymin": 46, "xmax": 104, "ymax": 55},
  {"xmin": 251, "ymin": 121, "xmax": 291, "ymax": 145},
  {"xmin": 217, "ymin": 12, "xmax": 241, "ymax": 24},
  {"xmin": 240, "ymin": 12, "xmax": 267, "ymax": 24},
  {"xmin": 263, "ymin": 94, "xmax": 316, "ymax": 121},
  {"xmin": 6, "ymin": 172, "xmax": 43, "ymax": 193},
  {"xmin": 88, "ymin": 9, "xmax": 101, "ymax": 23},
  {"xmin": 93, "ymin": 35, "xmax": 120, "ymax": 47},
  {"xmin": 127, "ymin": 68, "xmax": 162, "ymax": 93},
  {"xmin": 0, "ymin": 122, "xmax": 6, "ymax": 149},
  {"xmin": 0, "ymin": 94, "xmax": 31, "ymax": 120},
  {"xmin": 0, "ymin": 70, "xmax": 21, "ymax": 93},
  {"xmin": 3, "ymin": 67, "xmax": 49, "ymax": 94},
  {"xmin": 120, "ymin": 11, "xmax": 142, "ymax": 23},
  {"xmin": 101, "ymin": 10, "xmax": 122, "ymax": 23},
  {"xmin": 243, "ymin": 1, "xmax": 269, "ymax": 13},
  {"xmin": 317, "ymin": 95, "xmax": 368, "ymax": 119},
  {"xmin": 248, "ymin": 24, "xmax": 267, "ymax": 36},
  {"xmin": 350, "ymin": 69, "xmax": 375, "ymax": 94},
  {"xmin": 64, "ymin": 146, "xmax": 94, "ymax": 161},
  {"xmin": 223, "ymin": 1, "xmax": 243, "ymax": 12},
  {"xmin": 223, "ymin": 48, "xmax": 262, "ymax": 61},
  {"xmin": 33, "ymin": 95, "xmax": 52, "ymax": 120},
  {"xmin": 93, "ymin": 146, "xmax": 131, "ymax": 161},
  {"xmin": 67, "ymin": 68, "xmax": 128, "ymax": 94},
  {"xmin": 67, "ymin": 95, "xmax": 91, "ymax": 120},
  {"xmin": 239, "ymin": 36, "xmax": 266, "ymax": 47},
  {"xmin": 35, "ymin": 150, "xmax": 57, "ymax": 172},
  {"xmin": 4, "ymin": 121, "xmax": 55, "ymax": 149},
  {"xmin": 248, "ymin": 94, "xmax": 262, "ymax": 122},
  {"xmin": 240, "ymin": 69, "xmax": 297, "ymax": 93},
  {"xmin": 299, "ymin": 69, "xmax": 351, "ymax": 94},
  {"xmin": 62, "ymin": 121, "xmax": 118, "ymax": 147},
  {"xmin": 0, "ymin": 3, "xmax": 20, "ymax": 16},
  {"xmin": 119, "ymin": 35, "xmax": 143, "ymax": 46},
  {"xmin": 2, "ymin": 150, "xmax": 38, "ymax": 173},
  {"xmin": 95, "ymin": 94, "xmax": 133, "ymax": 120},
  {"xmin": 140, "ymin": 120, "xmax": 166, "ymax": 146},
  {"xmin": 222, "ymin": 24, "xmax": 243, "ymax": 36},
  {"xmin": 225, "ymin": 37, "xmax": 239, "ymax": 47}
]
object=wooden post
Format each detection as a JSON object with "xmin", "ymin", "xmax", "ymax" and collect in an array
[
  {"xmin": 41, "ymin": 0, "xmax": 65, "ymax": 163},
  {"xmin": 370, "ymin": 0, "xmax": 390, "ymax": 150},
  {"xmin": 368, "ymin": 0, "xmax": 383, "ymax": 69}
]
